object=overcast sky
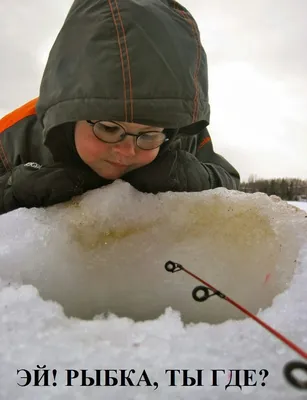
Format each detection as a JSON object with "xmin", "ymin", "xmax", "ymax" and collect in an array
[{"xmin": 1, "ymin": 0, "xmax": 306, "ymax": 181}]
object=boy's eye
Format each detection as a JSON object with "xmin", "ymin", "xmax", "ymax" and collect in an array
[
  {"xmin": 97, "ymin": 123, "xmax": 119, "ymax": 133},
  {"xmin": 141, "ymin": 132, "xmax": 163, "ymax": 139},
  {"xmin": 104, "ymin": 125, "xmax": 118, "ymax": 132}
]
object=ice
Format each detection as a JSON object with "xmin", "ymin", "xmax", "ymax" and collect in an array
[{"xmin": 0, "ymin": 181, "xmax": 306, "ymax": 399}]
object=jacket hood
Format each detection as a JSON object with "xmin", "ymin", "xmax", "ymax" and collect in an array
[{"xmin": 36, "ymin": 0, "xmax": 210, "ymax": 146}]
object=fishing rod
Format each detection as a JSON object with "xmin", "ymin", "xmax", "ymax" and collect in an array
[{"xmin": 164, "ymin": 260, "xmax": 307, "ymax": 390}]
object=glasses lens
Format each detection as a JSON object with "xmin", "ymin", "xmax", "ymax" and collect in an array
[
  {"xmin": 137, "ymin": 132, "xmax": 166, "ymax": 150},
  {"xmin": 93, "ymin": 121, "xmax": 125, "ymax": 143},
  {"xmin": 92, "ymin": 121, "xmax": 167, "ymax": 149}
]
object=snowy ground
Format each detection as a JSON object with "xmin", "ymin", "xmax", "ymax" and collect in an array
[
  {"xmin": 288, "ymin": 201, "xmax": 307, "ymax": 213},
  {"xmin": 0, "ymin": 182, "xmax": 306, "ymax": 400}
]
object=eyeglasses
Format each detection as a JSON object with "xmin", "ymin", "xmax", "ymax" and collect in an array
[{"xmin": 86, "ymin": 120, "xmax": 169, "ymax": 150}]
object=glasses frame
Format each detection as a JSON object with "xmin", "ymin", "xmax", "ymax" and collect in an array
[{"xmin": 86, "ymin": 120, "xmax": 169, "ymax": 150}]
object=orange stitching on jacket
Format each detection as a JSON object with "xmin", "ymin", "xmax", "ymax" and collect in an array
[
  {"xmin": 190, "ymin": 18, "xmax": 201, "ymax": 122},
  {"xmin": 107, "ymin": 0, "xmax": 128, "ymax": 121},
  {"xmin": 178, "ymin": 10, "xmax": 200, "ymax": 123},
  {"xmin": 114, "ymin": 0, "xmax": 134, "ymax": 121},
  {"xmin": 172, "ymin": 1, "xmax": 178, "ymax": 10},
  {"xmin": 198, "ymin": 136, "xmax": 211, "ymax": 150}
]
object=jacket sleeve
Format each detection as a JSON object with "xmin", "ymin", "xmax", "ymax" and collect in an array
[
  {"xmin": 0, "ymin": 162, "xmax": 112, "ymax": 215},
  {"xmin": 179, "ymin": 127, "xmax": 240, "ymax": 190},
  {"xmin": 123, "ymin": 129, "xmax": 240, "ymax": 194},
  {"xmin": 0, "ymin": 170, "xmax": 17, "ymax": 214}
]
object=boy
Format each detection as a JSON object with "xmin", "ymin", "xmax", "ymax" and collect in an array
[{"xmin": 0, "ymin": 0, "xmax": 240, "ymax": 214}]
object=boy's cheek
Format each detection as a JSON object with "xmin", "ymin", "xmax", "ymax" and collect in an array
[{"xmin": 78, "ymin": 141, "xmax": 109, "ymax": 163}]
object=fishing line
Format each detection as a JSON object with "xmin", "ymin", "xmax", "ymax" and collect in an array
[{"xmin": 164, "ymin": 260, "xmax": 307, "ymax": 390}]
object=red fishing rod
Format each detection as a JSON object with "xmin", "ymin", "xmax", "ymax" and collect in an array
[{"xmin": 164, "ymin": 260, "xmax": 307, "ymax": 390}]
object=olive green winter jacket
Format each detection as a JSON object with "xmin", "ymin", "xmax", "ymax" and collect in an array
[{"xmin": 0, "ymin": 0, "xmax": 240, "ymax": 215}]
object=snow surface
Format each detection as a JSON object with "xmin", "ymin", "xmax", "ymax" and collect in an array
[
  {"xmin": 0, "ymin": 182, "xmax": 306, "ymax": 399},
  {"xmin": 288, "ymin": 201, "xmax": 307, "ymax": 213}
]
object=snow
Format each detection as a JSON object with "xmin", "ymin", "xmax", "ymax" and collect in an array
[
  {"xmin": 0, "ymin": 182, "xmax": 306, "ymax": 399},
  {"xmin": 288, "ymin": 201, "xmax": 307, "ymax": 213}
]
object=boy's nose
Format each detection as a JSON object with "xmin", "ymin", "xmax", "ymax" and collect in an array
[{"xmin": 113, "ymin": 136, "xmax": 136, "ymax": 157}]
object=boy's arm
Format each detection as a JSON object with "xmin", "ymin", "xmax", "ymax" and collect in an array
[
  {"xmin": 186, "ymin": 126, "xmax": 240, "ymax": 189},
  {"xmin": 0, "ymin": 170, "xmax": 15, "ymax": 214},
  {"xmin": 123, "ymin": 127, "xmax": 240, "ymax": 193},
  {"xmin": 0, "ymin": 162, "xmax": 111, "ymax": 215}
]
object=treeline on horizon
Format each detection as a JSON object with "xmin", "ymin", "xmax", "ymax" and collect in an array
[{"xmin": 240, "ymin": 176, "xmax": 307, "ymax": 201}]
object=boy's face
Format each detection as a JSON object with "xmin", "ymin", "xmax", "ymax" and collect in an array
[{"xmin": 74, "ymin": 120, "xmax": 163, "ymax": 179}]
